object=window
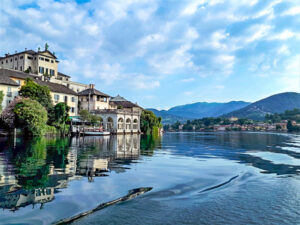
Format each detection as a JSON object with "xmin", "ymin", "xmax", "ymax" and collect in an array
[
  {"xmin": 45, "ymin": 68, "xmax": 48, "ymax": 75},
  {"xmin": 71, "ymin": 97, "xmax": 75, "ymax": 102},
  {"xmin": 16, "ymin": 80, "xmax": 20, "ymax": 85},
  {"xmin": 27, "ymin": 56, "xmax": 33, "ymax": 60},
  {"xmin": 15, "ymin": 67, "xmax": 17, "ymax": 70},
  {"xmin": 10, "ymin": 58, "xmax": 12, "ymax": 62},
  {"xmin": 6, "ymin": 60, "xmax": 8, "ymax": 63},
  {"xmin": 103, "ymin": 97, "xmax": 107, "ymax": 102},
  {"xmin": 20, "ymin": 66, "xmax": 22, "ymax": 71},
  {"xmin": 8, "ymin": 87, "xmax": 11, "ymax": 92},
  {"xmin": 1, "ymin": 61, "xmax": 3, "ymax": 64},
  {"xmin": 20, "ymin": 56, "xmax": 23, "ymax": 59},
  {"xmin": 50, "ymin": 69, "xmax": 55, "ymax": 76},
  {"xmin": 54, "ymin": 94, "xmax": 60, "ymax": 102},
  {"xmin": 51, "ymin": 60, "xmax": 54, "ymax": 63},
  {"xmin": 39, "ymin": 57, "xmax": 44, "ymax": 61},
  {"xmin": 64, "ymin": 96, "xmax": 68, "ymax": 102},
  {"xmin": 45, "ymin": 58, "xmax": 49, "ymax": 62},
  {"xmin": 34, "ymin": 57, "xmax": 37, "ymax": 60},
  {"xmin": 39, "ymin": 66, "xmax": 44, "ymax": 74},
  {"xmin": 71, "ymin": 107, "xmax": 75, "ymax": 113},
  {"xmin": 15, "ymin": 57, "xmax": 17, "ymax": 61}
]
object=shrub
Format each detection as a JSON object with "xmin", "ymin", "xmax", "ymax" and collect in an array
[
  {"xmin": 14, "ymin": 99, "xmax": 48, "ymax": 136},
  {"xmin": 0, "ymin": 97, "xmax": 23, "ymax": 129}
]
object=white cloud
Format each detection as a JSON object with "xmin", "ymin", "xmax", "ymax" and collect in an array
[
  {"xmin": 269, "ymin": 30, "xmax": 300, "ymax": 40},
  {"xmin": 281, "ymin": 6, "xmax": 300, "ymax": 16},
  {"xmin": 181, "ymin": 78, "xmax": 195, "ymax": 82},
  {"xmin": 277, "ymin": 45, "xmax": 290, "ymax": 55}
]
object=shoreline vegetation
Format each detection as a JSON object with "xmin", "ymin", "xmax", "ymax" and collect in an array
[
  {"xmin": 0, "ymin": 79, "xmax": 162, "ymax": 137},
  {"xmin": 164, "ymin": 108, "xmax": 300, "ymax": 133}
]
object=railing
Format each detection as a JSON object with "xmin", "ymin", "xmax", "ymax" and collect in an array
[
  {"xmin": 92, "ymin": 109, "xmax": 141, "ymax": 115},
  {"xmin": 132, "ymin": 124, "xmax": 138, "ymax": 129}
]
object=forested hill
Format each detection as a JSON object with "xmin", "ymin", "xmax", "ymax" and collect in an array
[
  {"xmin": 148, "ymin": 101, "xmax": 250, "ymax": 124},
  {"xmin": 224, "ymin": 92, "xmax": 300, "ymax": 120}
]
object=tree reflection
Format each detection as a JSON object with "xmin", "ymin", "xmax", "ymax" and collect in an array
[
  {"xmin": 140, "ymin": 134, "xmax": 162, "ymax": 155},
  {"xmin": 13, "ymin": 138, "xmax": 49, "ymax": 189}
]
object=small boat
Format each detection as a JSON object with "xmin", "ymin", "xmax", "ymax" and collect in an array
[{"xmin": 83, "ymin": 131, "xmax": 110, "ymax": 136}]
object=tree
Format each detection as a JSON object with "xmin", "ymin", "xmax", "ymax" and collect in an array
[
  {"xmin": 19, "ymin": 78, "xmax": 53, "ymax": 112},
  {"xmin": 79, "ymin": 109, "xmax": 91, "ymax": 122},
  {"xmin": 14, "ymin": 99, "xmax": 48, "ymax": 136},
  {"xmin": 52, "ymin": 103, "xmax": 70, "ymax": 136},
  {"xmin": 140, "ymin": 110, "xmax": 162, "ymax": 135},
  {"xmin": 0, "ymin": 91, "xmax": 3, "ymax": 112}
]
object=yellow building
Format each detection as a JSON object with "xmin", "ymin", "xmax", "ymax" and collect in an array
[
  {"xmin": 0, "ymin": 72, "xmax": 19, "ymax": 110},
  {"xmin": 0, "ymin": 44, "xmax": 58, "ymax": 77},
  {"xmin": 0, "ymin": 68, "xmax": 78, "ymax": 116}
]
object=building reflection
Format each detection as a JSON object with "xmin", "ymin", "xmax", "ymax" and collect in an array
[{"xmin": 0, "ymin": 134, "xmax": 141, "ymax": 211}]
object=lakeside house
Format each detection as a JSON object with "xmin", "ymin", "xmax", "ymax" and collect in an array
[{"xmin": 0, "ymin": 44, "xmax": 142, "ymax": 133}]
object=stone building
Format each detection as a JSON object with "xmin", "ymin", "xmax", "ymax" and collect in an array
[
  {"xmin": 0, "ymin": 45, "xmax": 59, "ymax": 77},
  {"xmin": 0, "ymin": 68, "xmax": 78, "ymax": 116}
]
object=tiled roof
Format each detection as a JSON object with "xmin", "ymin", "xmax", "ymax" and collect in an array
[
  {"xmin": 78, "ymin": 88, "xmax": 110, "ymax": 97},
  {"xmin": 1, "ymin": 49, "xmax": 57, "ymax": 59},
  {"xmin": 109, "ymin": 95, "xmax": 142, "ymax": 109},
  {"xmin": 0, "ymin": 71, "xmax": 19, "ymax": 86},
  {"xmin": 110, "ymin": 95, "xmax": 127, "ymax": 102},
  {"xmin": 0, "ymin": 68, "xmax": 40, "ymax": 80},
  {"xmin": 58, "ymin": 72, "xmax": 71, "ymax": 78},
  {"xmin": 0, "ymin": 68, "xmax": 77, "ymax": 95},
  {"xmin": 35, "ymin": 80, "xmax": 77, "ymax": 95}
]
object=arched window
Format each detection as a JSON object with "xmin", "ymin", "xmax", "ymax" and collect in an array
[
  {"xmin": 118, "ymin": 118, "xmax": 124, "ymax": 129},
  {"xmin": 107, "ymin": 117, "xmax": 113, "ymax": 131},
  {"xmin": 133, "ymin": 119, "xmax": 138, "ymax": 129},
  {"xmin": 126, "ymin": 118, "xmax": 131, "ymax": 129}
]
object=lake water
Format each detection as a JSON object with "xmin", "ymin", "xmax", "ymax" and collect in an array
[{"xmin": 0, "ymin": 132, "xmax": 299, "ymax": 225}]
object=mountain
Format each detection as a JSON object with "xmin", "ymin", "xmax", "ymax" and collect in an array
[
  {"xmin": 148, "ymin": 101, "xmax": 250, "ymax": 124},
  {"xmin": 147, "ymin": 108, "xmax": 188, "ymax": 124},
  {"xmin": 225, "ymin": 92, "xmax": 300, "ymax": 120}
]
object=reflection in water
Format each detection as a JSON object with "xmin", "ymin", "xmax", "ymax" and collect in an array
[
  {"xmin": 0, "ymin": 132, "xmax": 299, "ymax": 225},
  {"xmin": 0, "ymin": 135, "xmax": 141, "ymax": 211}
]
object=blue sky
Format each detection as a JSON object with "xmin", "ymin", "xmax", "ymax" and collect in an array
[{"xmin": 0, "ymin": 0, "xmax": 299, "ymax": 109}]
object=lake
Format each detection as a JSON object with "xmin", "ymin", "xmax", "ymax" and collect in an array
[{"xmin": 0, "ymin": 132, "xmax": 299, "ymax": 225}]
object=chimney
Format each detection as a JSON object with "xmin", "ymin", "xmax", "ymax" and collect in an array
[
  {"xmin": 5, "ymin": 53, "xmax": 9, "ymax": 57},
  {"xmin": 89, "ymin": 84, "xmax": 95, "ymax": 89}
]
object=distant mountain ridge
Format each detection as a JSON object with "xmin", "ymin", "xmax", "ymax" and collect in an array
[
  {"xmin": 148, "ymin": 92, "xmax": 300, "ymax": 123},
  {"xmin": 148, "ymin": 101, "xmax": 250, "ymax": 124},
  {"xmin": 224, "ymin": 92, "xmax": 300, "ymax": 120}
]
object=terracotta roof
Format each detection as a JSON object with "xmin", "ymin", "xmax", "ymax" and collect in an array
[
  {"xmin": 58, "ymin": 72, "xmax": 71, "ymax": 78},
  {"xmin": 78, "ymin": 88, "xmax": 110, "ymax": 97}
]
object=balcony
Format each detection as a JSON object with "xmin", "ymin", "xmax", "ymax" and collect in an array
[{"xmin": 6, "ymin": 92, "xmax": 12, "ymax": 97}]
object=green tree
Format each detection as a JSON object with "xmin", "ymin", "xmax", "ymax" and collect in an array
[
  {"xmin": 19, "ymin": 78, "xmax": 53, "ymax": 112},
  {"xmin": 79, "ymin": 109, "xmax": 91, "ymax": 122},
  {"xmin": 52, "ymin": 102, "xmax": 70, "ymax": 136},
  {"xmin": 140, "ymin": 110, "xmax": 162, "ymax": 135},
  {"xmin": 14, "ymin": 99, "xmax": 48, "ymax": 136},
  {"xmin": 0, "ymin": 91, "xmax": 3, "ymax": 112}
]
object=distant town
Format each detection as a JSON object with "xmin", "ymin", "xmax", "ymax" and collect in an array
[{"xmin": 164, "ymin": 108, "xmax": 300, "ymax": 133}]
